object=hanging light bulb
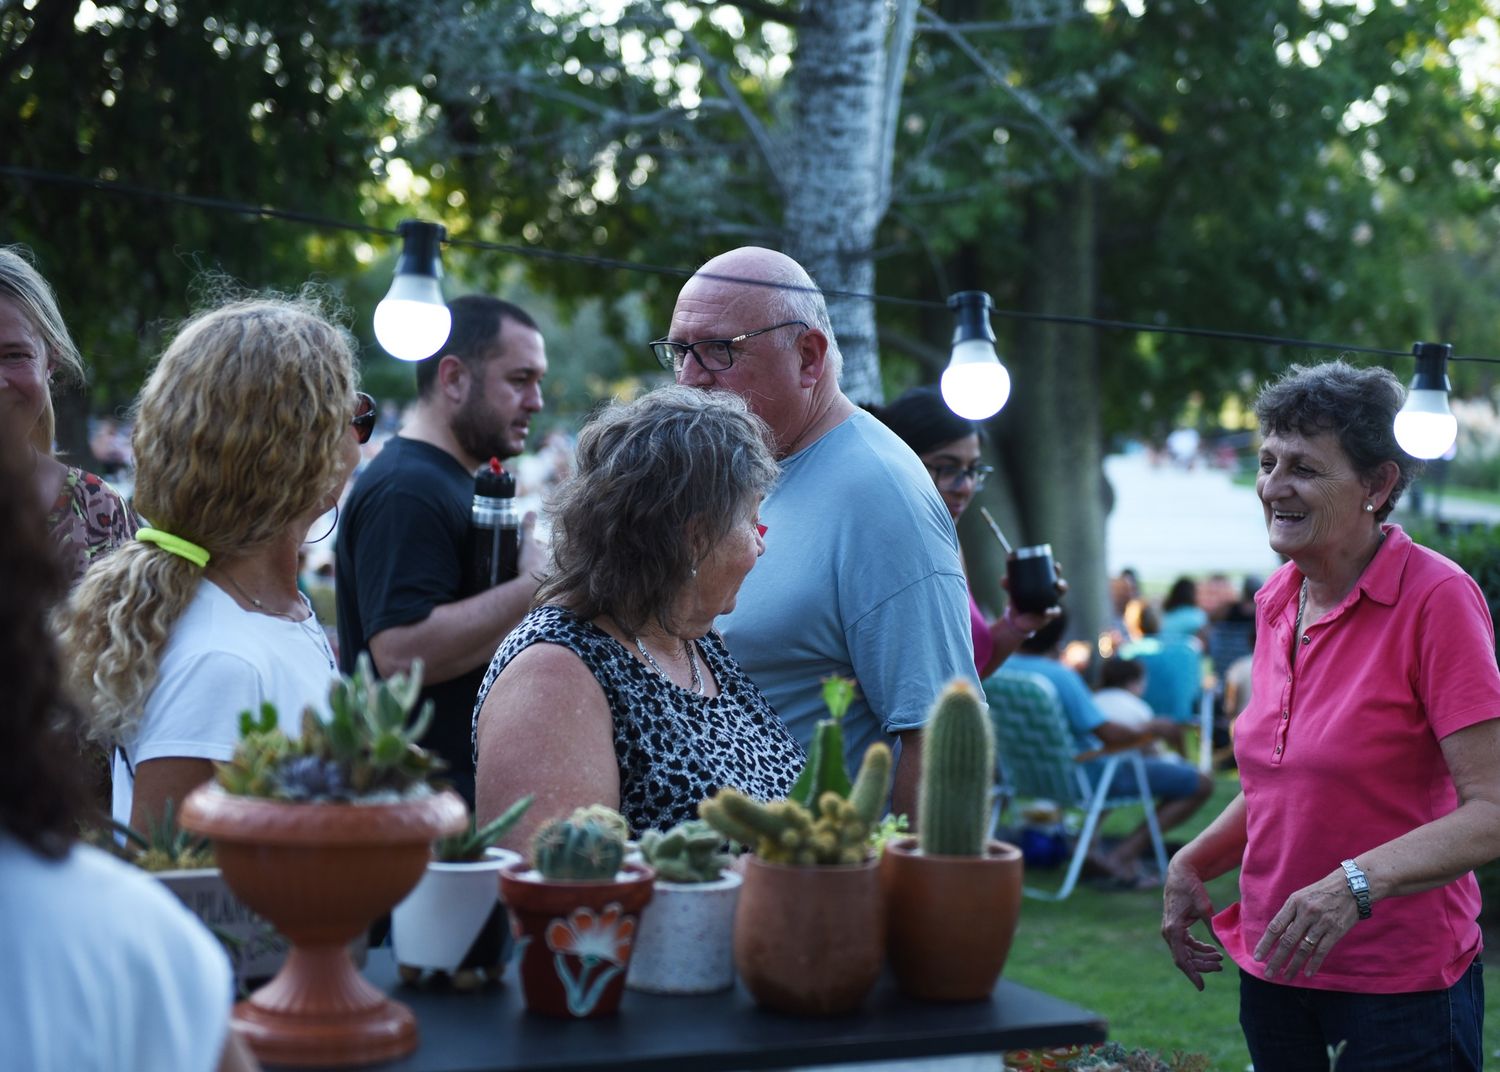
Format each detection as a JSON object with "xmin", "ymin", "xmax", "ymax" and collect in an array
[
  {"xmin": 373, "ymin": 220, "xmax": 451, "ymax": 361},
  {"xmin": 940, "ymin": 291, "xmax": 1011, "ymax": 420},
  {"xmin": 1393, "ymin": 341, "xmax": 1458, "ymax": 460}
]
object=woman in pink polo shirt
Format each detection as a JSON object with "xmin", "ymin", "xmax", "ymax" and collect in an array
[{"xmin": 1161, "ymin": 361, "xmax": 1500, "ymax": 1071}]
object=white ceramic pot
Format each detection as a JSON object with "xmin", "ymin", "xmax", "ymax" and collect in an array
[
  {"xmin": 391, "ymin": 847, "xmax": 521, "ymax": 973},
  {"xmin": 626, "ymin": 871, "xmax": 743, "ymax": 995}
]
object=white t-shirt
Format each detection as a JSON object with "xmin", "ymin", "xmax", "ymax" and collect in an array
[
  {"xmin": 112, "ymin": 579, "xmax": 338, "ymax": 825},
  {"xmin": 0, "ymin": 834, "xmax": 232, "ymax": 1072},
  {"xmin": 1093, "ymin": 686, "xmax": 1154, "ymax": 730}
]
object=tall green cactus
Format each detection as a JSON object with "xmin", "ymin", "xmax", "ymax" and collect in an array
[
  {"xmin": 918, "ymin": 680, "xmax": 996, "ymax": 856},
  {"xmin": 699, "ymin": 742, "xmax": 892, "ymax": 866},
  {"xmin": 532, "ymin": 816, "xmax": 626, "ymax": 880}
]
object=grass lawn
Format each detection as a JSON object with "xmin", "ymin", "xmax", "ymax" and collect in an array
[{"xmin": 1000, "ymin": 771, "xmax": 1500, "ymax": 1069}]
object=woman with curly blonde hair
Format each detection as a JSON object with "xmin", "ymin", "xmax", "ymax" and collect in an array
[
  {"xmin": 0, "ymin": 246, "xmax": 138, "ymax": 587},
  {"xmin": 62, "ymin": 295, "xmax": 375, "ymax": 832}
]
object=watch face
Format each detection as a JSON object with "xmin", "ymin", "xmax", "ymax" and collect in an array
[{"xmin": 1350, "ymin": 874, "xmax": 1368, "ymax": 892}]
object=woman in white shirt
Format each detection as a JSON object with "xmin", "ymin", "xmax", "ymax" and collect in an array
[
  {"xmin": 0, "ymin": 435, "xmax": 254, "ymax": 1072},
  {"xmin": 61, "ymin": 296, "xmax": 371, "ymax": 831}
]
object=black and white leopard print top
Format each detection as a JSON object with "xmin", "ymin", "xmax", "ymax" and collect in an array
[{"xmin": 471, "ymin": 605, "xmax": 806, "ymax": 835}]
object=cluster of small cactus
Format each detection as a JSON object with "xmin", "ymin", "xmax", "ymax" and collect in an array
[
  {"xmin": 532, "ymin": 806, "xmax": 629, "ymax": 880},
  {"xmin": 699, "ymin": 742, "xmax": 891, "ymax": 866},
  {"xmin": 638, "ymin": 819, "xmax": 731, "ymax": 883},
  {"xmin": 215, "ymin": 655, "xmax": 443, "ymax": 802},
  {"xmin": 918, "ymin": 680, "xmax": 996, "ymax": 857},
  {"xmin": 110, "ymin": 798, "xmax": 214, "ymax": 872},
  {"xmin": 434, "ymin": 794, "xmax": 534, "ymax": 862}
]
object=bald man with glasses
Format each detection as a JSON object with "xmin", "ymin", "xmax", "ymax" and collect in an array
[{"xmin": 657, "ymin": 246, "xmax": 979, "ymax": 819}]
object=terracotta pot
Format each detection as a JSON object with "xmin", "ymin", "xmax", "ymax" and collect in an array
[
  {"xmin": 154, "ymin": 867, "xmax": 369, "ymax": 986},
  {"xmin": 391, "ymin": 847, "xmax": 521, "ymax": 987},
  {"xmin": 881, "ymin": 836, "xmax": 1024, "ymax": 1001},
  {"xmin": 626, "ymin": 871, "xmax": 742, "ymax": 995},
  {"xmin": 499, "ymin": 860, "xmax": 656, "ymax": 1018},
  {"xmin": 180, "ymin": 785, "xmax": 466, "ymax": 1067},
  {"xmin": 733, "ymin": 855, "xmax": 885, "ymax": 1016}
]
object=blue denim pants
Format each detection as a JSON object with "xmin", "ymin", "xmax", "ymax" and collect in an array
[{"xmin": 1238, "ymin": 959, "xmax": 1483, "ymax": 1071}]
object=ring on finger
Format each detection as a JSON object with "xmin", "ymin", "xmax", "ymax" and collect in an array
[{"xmin": 1302, "ymin": 935, "xmax": 1318, "ymax": 947}]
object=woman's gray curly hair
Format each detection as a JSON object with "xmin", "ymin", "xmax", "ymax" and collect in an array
[
  {"xmin": 536, "ymin": 385, "xmax": 778, "ymax": 635},
  {"xmin": 1253, "ymin": 360, "xmax": 1423, "ymax": 522}
]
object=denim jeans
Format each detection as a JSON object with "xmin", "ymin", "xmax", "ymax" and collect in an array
[{"xmin": 1238, "ymin": 959, "xmax": 1483, "ymax": 1071}]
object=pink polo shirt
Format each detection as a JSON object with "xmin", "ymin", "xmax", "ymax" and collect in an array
[{"xmin": 1215, "ymin": 525, "xmax": 1500, "ymax": 993}]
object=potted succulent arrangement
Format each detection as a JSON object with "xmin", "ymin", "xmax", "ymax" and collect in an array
[
  {"xmin": 179, "ymin": 656, "xmax": 467, "ymax": 1068},
  {"xmin": 625, "ymin": 818, "xmax": 741, "ymax": 995},
  {"xmin": 392, "ymin": 795, "xmax": 533, "ymax": 990},
  {"xmin": 881, "ymin": 679, "xmax": 1025, "ymax": 1001},
  {"xmin": 498, "ymin": 807, "xmax": 656, "ymax": 1019},
  {"xmin": 699, "ymin": 677, "xmax": 892, "ymax": 1016}
]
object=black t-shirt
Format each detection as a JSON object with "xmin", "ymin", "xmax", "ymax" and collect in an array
[{"xmin": 335, "ymin": 437, "xmax": 485, "ymax": 798}]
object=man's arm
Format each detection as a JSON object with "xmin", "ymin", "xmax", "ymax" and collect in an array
[
  {"xmin": 891, "ymin": 728, "xmax": 923, "ymax": 821},
  {"xmin": 368, "ymin": 514, "xmax": 543, "ymax": 684}
]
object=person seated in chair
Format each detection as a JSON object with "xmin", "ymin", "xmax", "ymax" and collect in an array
[{"xmin": 1007, "ymin": 613, "xmax": 1214, "ymax": 887}]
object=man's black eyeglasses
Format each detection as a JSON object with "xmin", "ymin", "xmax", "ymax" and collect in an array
[
  {"xmin": 926, "ymin": 462, "xmax": 993, "ymax": 491},
  {"xmin": 352, "ymin": 392, "xmax": 377, "ymax": 444},
  {"xmin": 649, "ymin": 320, "xmax": 809, "ymax": 373}
]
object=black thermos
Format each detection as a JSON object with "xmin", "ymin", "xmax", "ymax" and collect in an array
[{"xmin": 471, "ymin": 457, "xmax": 519, "ymax": 588}]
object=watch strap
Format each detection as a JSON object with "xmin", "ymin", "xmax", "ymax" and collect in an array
[{"xmin": 1341, "ymin": 859, "xmax": 1372, "ymax": 920}]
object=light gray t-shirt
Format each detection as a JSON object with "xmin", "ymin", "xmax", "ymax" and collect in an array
[{"xmin": 717, "ymin": 409, "xmax": 979, "ymax": 772}]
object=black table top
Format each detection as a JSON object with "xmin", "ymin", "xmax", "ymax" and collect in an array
[{"xmin": 279, "ymin": 950, "xmax": 1108, "ymax": 1072}]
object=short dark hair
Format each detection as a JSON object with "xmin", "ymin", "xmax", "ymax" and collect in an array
[
  {"xmin": 1164, "ymin": 577, "xmax": 1197, "ymax": 611},
  {"xmin": 1253, "ymin": 360, "xmax": 1422, "ymax": 522},
  {"xmin": 536, "ymin": 386, "xmax": 779, "ymax": 635},
  {"xmin": 1100, "ymin": 656, "xmax": 1145, "ymax": 690},
  {"xmin": 415, "ymin": 295, "xmax": 539, "ymax": 398},
  {"xmin": 0, "ymin": 437, "xmax": 91, "ymax": 857},
  {"xmin": 866, "ymin": 384, "xmax": 982, "ymax": 455},
  {"xmin": 1020, "ymin": 610, "xmax": 1068, "ymax": 655}
]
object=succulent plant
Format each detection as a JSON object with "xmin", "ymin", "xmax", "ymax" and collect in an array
[
  {"xmin": 110, "ymin": 798, "xmax": 215, "ymax": 873},
  {"xmin": 638, "ymin": 819, "xmax": 731, "ymax": 883},
  {"xmin": 215, "ymin": 655, "xmax": 444, "ymax": 802},
  {"xmin": 434, "ymin": 794, "xmax": 534, "ymax": 862},
  {"xmin": 787, "ymin": 675, "xmax": 858, "ymax": 808},
  {"xmin": 532, "ymin": 814, "xmax": 627, "ymax": 881},
  {"xmin": 918, "ymin": 680, "xmax": 996, "ymax": 857},
  {"xmin": 699, "ymin": 742, "xmax": 892, "ymax": 866},
  {"xmin": 566, "ymin": 803, "xmax": 631, "ymax": 842}
]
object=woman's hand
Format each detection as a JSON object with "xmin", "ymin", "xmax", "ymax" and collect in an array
[
  {"xmin": 1252, "ymin": 870, "xmax": 1360, "ymax": 981},
  {"xmin": 1161, "ymin": 859, "xmax": 1223, "ymax": 990}
]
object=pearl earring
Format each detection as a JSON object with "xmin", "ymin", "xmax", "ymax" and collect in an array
[{"xmin": 1364, "ymin": 502, "xmax": 1375, "ymax": 513}]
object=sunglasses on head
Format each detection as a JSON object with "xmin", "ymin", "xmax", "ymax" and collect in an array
[{"xmin": 351, "ymin": 392, "xmax": 377, "ymax": 444}]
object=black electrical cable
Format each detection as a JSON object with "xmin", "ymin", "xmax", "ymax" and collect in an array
[{"xmin": 4, "ymin": 164, "xmax": 1498, "ymax": 364}]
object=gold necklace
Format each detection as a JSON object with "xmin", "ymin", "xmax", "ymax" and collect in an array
[{"xmin": 218, "ymin": 570, "xmax": 306, "ymax": 623}]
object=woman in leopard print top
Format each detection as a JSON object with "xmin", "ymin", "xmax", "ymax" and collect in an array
[{"xmin": 472, "ymin": 387, "xmax": 805, "ymax": 845}]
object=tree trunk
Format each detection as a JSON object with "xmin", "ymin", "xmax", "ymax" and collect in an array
[
  {"xmin": 780, "ymin": 0, "xmax": 893, "ymax": 405},
  {"xmin": 997, "ymin": 174, "xmax": 1108, "ymax": 648}
]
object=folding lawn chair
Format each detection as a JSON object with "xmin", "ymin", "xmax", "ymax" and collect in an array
[{"xmin": 984, "ymin": 668, "xmax": 1169, "ymax": 901}]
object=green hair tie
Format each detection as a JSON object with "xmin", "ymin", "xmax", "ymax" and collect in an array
[{"xmin": 136, "ymin": 527, "xmax": 211, "ymax": 568}]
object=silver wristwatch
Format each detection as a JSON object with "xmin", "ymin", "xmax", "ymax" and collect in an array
[{"xmin": 1341, "ymin": 859, "xmax": 1372, "ymax": 920}]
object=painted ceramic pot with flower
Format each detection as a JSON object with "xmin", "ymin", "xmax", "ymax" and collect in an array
[{"xmin": 498, "ymin": 807, "xmax": 655, "ymax": 1018}]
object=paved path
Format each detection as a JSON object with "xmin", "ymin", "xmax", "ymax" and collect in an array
[{"xmin": 1104, "ymin": 452, "xmax": 1500, "ymax": 585}]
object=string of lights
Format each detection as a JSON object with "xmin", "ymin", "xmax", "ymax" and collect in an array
[{"xmin": 2, "ymin": 164, "xmax": 1492, "ymax": 455}]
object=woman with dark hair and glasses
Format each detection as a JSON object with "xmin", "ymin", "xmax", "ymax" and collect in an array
[
  {"xmin": 61, "ymin": 295, "xmax": 371, "ymax": 833},
  {"xmin": 870, "ymin": 384, "xmax": 1059, "ymax": 678}
]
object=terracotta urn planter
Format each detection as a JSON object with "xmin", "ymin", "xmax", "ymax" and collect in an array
[
  {"xmin": 392, "ymin": 847, "xmax": 521, "ymax": 988},
  {"xmin": 733, "ymin": 854, "xmax": 885, "ymax": 1015},
  {"xmin": 180, "ymin": 784, "xmax": 467, "ymax": 1067},
  {"xmin": 499, "ymin": 859, "xmax": 656, "ymax": 1018},
  {"xmin": 626, "ymin": 870, "xmax": 743, "ymax": 995},
  {"xmin": 881, "ymin": 836, "xmax": 1024, "ymax": 1001}
]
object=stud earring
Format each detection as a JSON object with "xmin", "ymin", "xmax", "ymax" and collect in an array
[{"xmin": 1364, "ymin": 502, "xmax": 1375, "ymax": 513}]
